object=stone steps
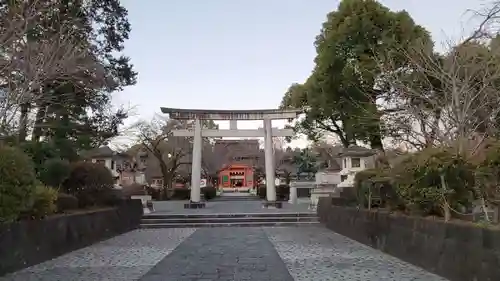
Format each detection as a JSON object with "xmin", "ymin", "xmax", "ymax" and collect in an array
[
  {"xmin": 142, "ymin": 216, "xmax": 318, "ymax": 224},
  {"xmin": 220, "ymin": 189, "xmax": 251, "ymax": 193},
  {"xmin": 141, "ymin": 221, "xmax": 319, "ymax": 228},
  {"xmin": 143, "ymin": 212, "xmax": 317, "ymax": 219},
  {"xmin": 212, "ymin": 196, "xmax": 261, "ymax": 201},
  {"xmin": 140, "ymin": 212, "xmax": 319, "ymax": 228}
]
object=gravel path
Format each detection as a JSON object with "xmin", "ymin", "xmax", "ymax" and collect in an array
[
  {"xmin": 0, "ymin": 229, "xmax": 195, "ymax": 281},
  {"xmin": 1, "ymin": 226, "xmax": 448, "ymax": 281},
  {"xmin": 264, "ymin": 226, "xmax": 448, "ymax": 281}
]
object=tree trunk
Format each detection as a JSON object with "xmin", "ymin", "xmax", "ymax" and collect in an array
[
  {"xmin": 367, "ymin": 118, "xmax": 389, "ymax": 168},
  {"xmin": 475, "ymin": 184, "xmax": 491, "ymax": 223},
  {"xmin": 337, "ymin": 133, "xmax": 351, "ymax": 148},
  {"xmin": 159, "ymin": 161, "xmax": 173, "ymax": 199},
  {"xmin": 18, "ymin": 103, "xmax": 30, "ymax": 142},
  {"xmin": 368, "ymin": 186, "xmax": 372, "ymax": 210},
  {"xmin": 440, "ymin": 174, "xmax": 451, "ymax": 222},
  {"xmin": 369, "ymin": 128, "xmax": 384, "ymax": 152},
  {"xmin": 162, "ymin": 180, "xmax": 169, "ymax": 200},
  {"xmin": 481, "ymin": 196, "xmax": 490, "ymax": 222},
  {"xmin": 338, "ymin": 119, "xmax": 355, "ymax": 148},
  {"xmin": 427, "ymin": 108, "xmax": 442, "ymax": 147},
  {"xmin": 371, "ymin": 140, "xmax": 388, "ymax": 169},
  {"xmin": 32, "ymin": 104, "xmax": 47, "ymax": 142}
]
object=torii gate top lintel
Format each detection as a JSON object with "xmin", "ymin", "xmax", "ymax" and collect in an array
[{"xmin": 160, "ymin": 107, "xmax": 301, "ymax": 120}]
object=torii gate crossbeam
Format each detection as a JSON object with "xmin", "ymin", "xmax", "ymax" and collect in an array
[{"xmin": 173, "ymin": 128, "xmax": 293, "ymax": 138}]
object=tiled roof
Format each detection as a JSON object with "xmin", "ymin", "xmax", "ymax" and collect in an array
[
  {"xmin": 338, "ymin": 145, "xmax": 376, "ymax": 157},
  {"xmin": 83, "ymin": 146, "xmax": 115, "ymax": 158}
]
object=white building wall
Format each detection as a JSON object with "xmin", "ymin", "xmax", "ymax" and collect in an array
[
  {"xmin": 135, "ymin": 173, "xmax": 146, "ymax": 184},
  {"xmin": 338, "ymin": 156, "xmax": 370, "ymax": 187},
  {"xmin": 92, "ymin": 157, "xmax": 119, "ymax": 177},
  {"xmin": 315, "ymin": 171, "xmax": 341, "ymax": 185}
]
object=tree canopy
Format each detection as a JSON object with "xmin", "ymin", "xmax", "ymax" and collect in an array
[
  {"xmin": 0, "ymin": 0, "xmax": 136, "ymax": 161},
  {"xmin": 282, "ymin": 0, "xmax": 432, "ymax": 151}
]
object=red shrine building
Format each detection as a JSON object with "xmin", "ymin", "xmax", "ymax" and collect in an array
[
  {"xmin": 214, "ymin": 139, "xmax": 262, "ymax": 191},
  {"xmin": 218, "ymin": 164, "xmax": 254, "ymax": 189}
]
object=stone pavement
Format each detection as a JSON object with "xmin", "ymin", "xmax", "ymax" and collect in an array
[
  {"xmin": 1, "ymin": 226, "xmax": 448, "ymax": 281},
  {"xmin": 141, "ymin": 228, "xmax": 293, "ymax": 281}
]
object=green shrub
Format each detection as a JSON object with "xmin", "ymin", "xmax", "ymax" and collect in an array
[
  {"xmin": 202, "ymin": 186, "xmax": 217, "ymax": 200},
  {"xmin": 146, "ymin": 186, "xmax": 162, "ymax": 200},
  {"xmin": 0, "ymin": 146, "xmax": 37, "ymax": 223},
  {"xmin": 172, "ymin": 188, "xmax": 190, "ymax": 200},
  {"xmin": 276, "ymin": 184, "xmax": 290, "ymax": 201},
  {"xmin": 257, "ymin": 185, "xmax": 266, "ymax": 199},
  {"xmin": 474, "ymin": 141, "xmax": 500, "ymax": 202},
  {"xmin": 28, "ymin": 185, "xmax": 58, "ymax": 219},
  {"xmin": 39, "ymin": 158, "xmax": 70, "ymax": 189},
  {"xmin": 391, "ymin": 147, "xmax": 475, "ymax": 217},
  {"xmin": 56, "ymin": 193, "xmax": 79, "ymax": 212},
  {"xmin": 63, "ymin": 161, "xmax": 114, "ymax": 207},
  {"xmin": 20, "ymin": 140, "xmax": 60, "ymax": 176},
  {"xmin": 354, "ymin": 168, "xmax": 397, "ymax": 208},
  {"xmin": 97, "ymin": 188, "xmax": 125, "ymax": 206},
  {"xmin": 354, "ymin": 169, "xmax": 381, "ymax": 191},
  {"xmin": 122, "ymin": 183, "xmax": 147, "ymax": 197}
]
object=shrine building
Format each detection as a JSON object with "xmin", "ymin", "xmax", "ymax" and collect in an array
[
  {"xmin": 214, "ymin": 139, "xmax": 262, "ymax": 191},
  {"xmin": 218, "ymin": 164, "xmax": 254, "ymax": 189}
]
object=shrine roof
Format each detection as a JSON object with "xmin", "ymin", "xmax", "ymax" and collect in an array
[{"xmin": 218, "ymin": 164, "xmax": 252, "ymax": 171}]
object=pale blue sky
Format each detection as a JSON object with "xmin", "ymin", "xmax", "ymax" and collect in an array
[{"xmin": 114, "ymin": 0, "xmax": 485, "ymax": 146}]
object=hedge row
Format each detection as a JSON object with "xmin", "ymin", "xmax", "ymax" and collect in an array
[{"xmin": 0, "ymin": 146, "xmax": 123, "ymax": 223}]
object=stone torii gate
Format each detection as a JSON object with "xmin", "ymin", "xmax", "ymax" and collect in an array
[{"xmin": 160, "ymin": 107, "xmax": 301, "ymax": 208}]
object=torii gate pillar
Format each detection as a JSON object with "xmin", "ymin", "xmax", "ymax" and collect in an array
[
  {"xmin": 161, "ymin": 108, "xmax": 301, "ymax": 209},
  {"xmin": 190, "ymin": 118, "xmax": 202, "ymax": 204},
  {"xmin": 263, "ymin": 118, "xmax": 276, "ymax": 202}
]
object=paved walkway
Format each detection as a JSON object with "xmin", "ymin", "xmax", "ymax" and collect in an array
[{"xmin": 2, "ymin": 226, "xmax": 448, "ymax": 281}]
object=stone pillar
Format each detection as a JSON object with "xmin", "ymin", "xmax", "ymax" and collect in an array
[
  {"xmin": 186, "ymin": 118, "xmax": 204, "ymax": 208},
  {"xmin": 289, "ymin": 183, "xmax": 297, "ymax": 204},
  {"xmin": 263, "ymin": 118, "xmax": 277, "ymax": 203}
]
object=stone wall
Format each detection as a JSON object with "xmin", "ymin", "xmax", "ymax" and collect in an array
[
  {"xmin": 317, "ymin": 197, "xmax": 500, "ymax": 281},
  {"xmin": 0, "ymin": 199, "xmax": 143, "ymax": 277}
]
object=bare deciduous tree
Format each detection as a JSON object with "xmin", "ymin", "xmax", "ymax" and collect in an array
[
  {"xmin": 135, "ymin": 116, "xmax": 191, "ymax": 194},
  {"xmin": 374, "ymin": 1, "xmax": 500, "ymax": 221},
  {"xmin": 201, "ymin": 141, "xmax": 218, "ymax": 183},
  {"xmin": 379, "ymin": 39, "xmax": 500, "ymax": 155},
  {"xmin": 272, "ymin": 137, "xmax": 295, "ymax": 182},
  {"xmin": 463, "ymin": 1, "xmax": 500, "ymax": 44},
  {"xmin": 0, "ymin": 0, "xmax": 105, "ymax": 135}
]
